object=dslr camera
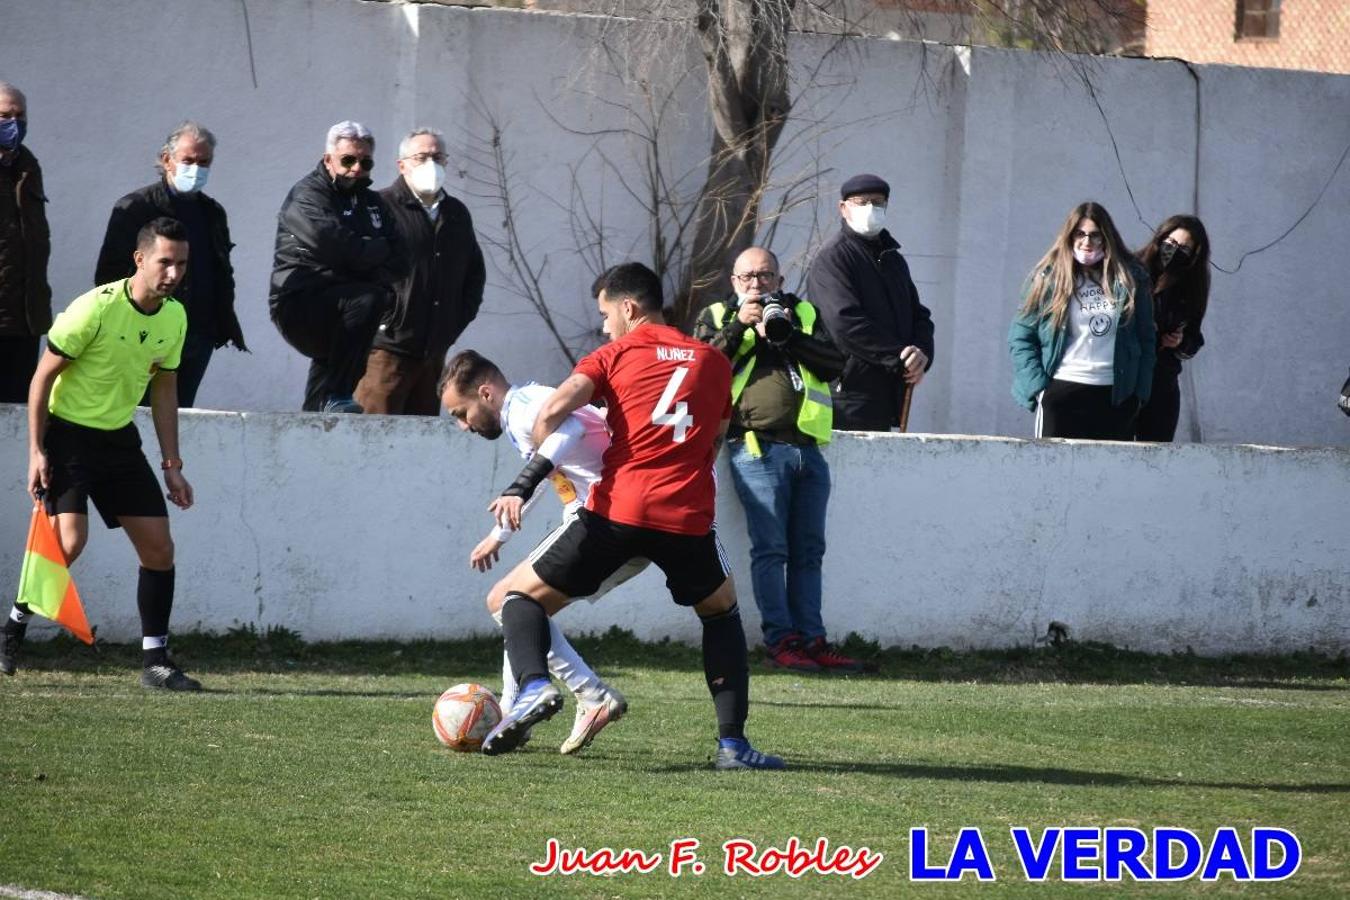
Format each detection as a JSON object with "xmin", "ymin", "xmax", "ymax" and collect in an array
[{"xmin": 759, "ymin": 291, "xmax": 794, "ymax": 345}]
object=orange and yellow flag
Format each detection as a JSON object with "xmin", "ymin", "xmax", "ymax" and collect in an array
[{"xmin": 16, "ymin": 504, "xmax": 93, "ymax": 644}]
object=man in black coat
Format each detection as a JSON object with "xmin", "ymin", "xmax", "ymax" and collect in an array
[
  {"xmin": 269, "ymin": 120, "xmax": 404, "ymax": 413},
  {"xmin": 354, "ymin": 128, "xmax": 485, "ymax": 415},
  {"xmin": 0, "ymin": 81, "xmax": 51, "ymax": 403},
  {"xmin": 95, "ymin": 121, "xmax": 246, "ymax": 408},
  {"xmin": 805, "ymin": 174, "xmax": 935, "ymax": 432}
]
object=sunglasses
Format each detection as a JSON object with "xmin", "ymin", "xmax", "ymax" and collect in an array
[
  {"xmin": 1072, "ymin": 230, "xmax": 1104, "ymax": 246},
  {"xmin": 338, "ymin": 155, "xmax": 375, "ymax": 171},
  {"xmin": 1161, "ymin": 239, "xmax": 1194, "ymax": 258}
]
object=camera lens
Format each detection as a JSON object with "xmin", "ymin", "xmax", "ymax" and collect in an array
[{"xmin": 761, "ymin": 301, "xmax": 792, "ymax": 344}]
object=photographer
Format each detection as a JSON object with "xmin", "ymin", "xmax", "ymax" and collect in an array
[{"xmin": 694, "ymin": 247, "xmax": 861, "ymax": 674}]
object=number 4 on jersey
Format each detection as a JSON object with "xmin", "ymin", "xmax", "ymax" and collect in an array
[{"xmin": 651, "ymin": 366, "xmax": 693, "ymax": 442}]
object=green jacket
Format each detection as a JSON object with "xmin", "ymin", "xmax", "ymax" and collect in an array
[{"xmin": 1008, "ymin": 261, "xmax": 1156, "ymax": 411}]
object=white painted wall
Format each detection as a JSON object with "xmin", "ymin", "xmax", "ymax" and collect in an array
[
  {"xmin": 2, "ymin": 1, "xmax": 1348, "ymax": 446},
  {"xmin": 2, "ymin": 407, "xmax": 1345, "ymax": 654}
]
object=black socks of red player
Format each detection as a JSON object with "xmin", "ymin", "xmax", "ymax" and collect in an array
[
  {"xmin": 501, "ymin": 591, "xmax": 552, "ymax": 687},
  {"xmin": 700, "ymin": 604, "xmax": 750, "ymax": 740}
]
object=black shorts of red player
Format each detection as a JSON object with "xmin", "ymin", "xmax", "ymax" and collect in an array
[{"xmin": 531, "ymin": 507, "xmax": 730, "ymax": 606}]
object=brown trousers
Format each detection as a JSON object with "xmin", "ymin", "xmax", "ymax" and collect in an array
[{"xmin": 354, "ymin": 349, "xmax": 443, "ymax": 415}]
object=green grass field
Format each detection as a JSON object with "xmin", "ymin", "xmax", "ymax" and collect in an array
[{"xmin": 1, "ymin": 631, "xmax": 1346, "ymax": 899}]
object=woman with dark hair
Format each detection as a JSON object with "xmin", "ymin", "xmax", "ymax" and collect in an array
[
  {"xmin": 1009, "ymin": 201, "xmax": 1155, "ymax": 440},
  {"xmin": 1134, "ymin": 215, "xmax": 1211, "ymax": 441}
]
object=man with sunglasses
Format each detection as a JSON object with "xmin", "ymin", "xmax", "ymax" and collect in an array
[
  {"xmin": 694, "ymin": 247, "xmax": 861, "ymax": 674},
  {"xmin": 269, "ymin": 120, "xmax": 405, "ymax": 412},
  {"xmin": 806, "ymin": 174, "xmax": 935, "ymax": 432},
  {"xmin": 353, "ymin": 128, "xmax": 485, "ymax": 415}
]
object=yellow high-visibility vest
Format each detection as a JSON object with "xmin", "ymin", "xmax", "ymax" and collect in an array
[{"xmin": 708, "ymin": 299, "xmax": 833, "ymax": 453}]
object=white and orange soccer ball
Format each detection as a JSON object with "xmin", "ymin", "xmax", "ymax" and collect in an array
[{"xmin": 432, "ymin": 683, "xmax": 503, "ymax": 752}]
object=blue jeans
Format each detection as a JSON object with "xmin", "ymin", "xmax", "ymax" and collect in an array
[{"xmin": 727, "ymin": 439, "xmax": 830, "ymax": 648}]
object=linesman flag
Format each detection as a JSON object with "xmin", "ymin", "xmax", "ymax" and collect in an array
[{"xmin": 16, "ymin": 503, "xmax": 94, "ymax": 644}]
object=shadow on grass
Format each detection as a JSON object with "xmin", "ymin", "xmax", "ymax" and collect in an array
[
  {"xmin": 12, "ymin": 626, "xmax": 1348, "ymax": 689},
  {"xmin": 649, "ymin": 758, "xmax": 1350, "ymax": 794}
]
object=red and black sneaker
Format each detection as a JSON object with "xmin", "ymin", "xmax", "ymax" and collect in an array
[
  {"xmin": 764, "ymin": 636, "xmax": 821, "ymax": 673},
  {"xmin": 804, "ymin": 637, "xmax": 863, "ymax": 674}
]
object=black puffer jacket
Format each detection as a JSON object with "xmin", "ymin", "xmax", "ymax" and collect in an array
[
  {"xmin": 372, "ymin": 177, "xmax": 485, "ymax": 362},
  {"xmin": 806, "ymin": 223, "xmax": 935, "ymax": 430},
  {"xmin": 94, "ymin": 178, "xmax": 246, "ymax": 350},
  {"xmin": 268, "ymin": 162, "xmax": 404, "ymax": 313}
]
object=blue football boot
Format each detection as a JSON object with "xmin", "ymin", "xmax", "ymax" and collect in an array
[{"xmin": 482, "ymin": 677, "xmax": 563, "ymax": 755}]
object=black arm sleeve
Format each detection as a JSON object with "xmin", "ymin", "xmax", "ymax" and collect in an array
[{"xmin": 501, "ymin": 453, "xmax": 555, "ymax": 502}]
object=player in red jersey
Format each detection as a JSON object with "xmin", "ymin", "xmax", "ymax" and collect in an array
[{"xmin": 481, "ymin": 263, "xmax": 784, "ymax": 770}]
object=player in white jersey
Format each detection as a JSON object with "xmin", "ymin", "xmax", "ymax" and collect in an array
[{"xmin": 440, "ymin": 349, "xmax": 643, "ymax": 754}]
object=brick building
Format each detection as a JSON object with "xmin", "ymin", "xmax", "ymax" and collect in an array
[{"xmin": 1146, "ymin": 0, "xmax": 1350, "ymax": 74}]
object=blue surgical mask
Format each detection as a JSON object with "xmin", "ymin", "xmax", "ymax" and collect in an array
[
  {"xmin": 171, "ymin": 162, "xmax": 210, "ymax": 194},
  {"xmin": 0, "ymin": 118, "xmax": 26, "ymax": 152}
]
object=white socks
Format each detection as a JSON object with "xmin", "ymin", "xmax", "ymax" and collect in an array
[{"xmin": 499, "ymin": 617, "xmax": 603, "ymax": 710}]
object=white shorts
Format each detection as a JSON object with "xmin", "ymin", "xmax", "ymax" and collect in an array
[{"xmin": 527, "ymin": 503, "xmax": 650, "ymax": 604}]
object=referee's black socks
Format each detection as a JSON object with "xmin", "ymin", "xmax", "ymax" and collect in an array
[
  {"xmin": 500, "ymin": 592, "xmax": 551, "ymax": 687},
  {"xmin": 137, "ymin": 566, "xmax": 175, "ymax": 668},
  {"xmin": 700, "ymin": 604, "xmax": 749, "ymax": 741}
]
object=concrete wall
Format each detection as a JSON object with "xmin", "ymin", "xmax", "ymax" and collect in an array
[
  {"xmin": 2, "ymin": 0, "xmax": 1348, "ymax": 447},
  {"xmin": 2, "ymin": 406, "xmax": 1345, "ymax": 654}
]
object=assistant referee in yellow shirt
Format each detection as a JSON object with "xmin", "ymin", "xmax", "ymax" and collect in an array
[{"xmin": 2, "ymin": 217, "xmax": 199, "ymax": 689}]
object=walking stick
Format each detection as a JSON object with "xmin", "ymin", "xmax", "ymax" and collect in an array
[{"xmin": 898, "ymin": 382, "xmax": 914, "ymax": 433}]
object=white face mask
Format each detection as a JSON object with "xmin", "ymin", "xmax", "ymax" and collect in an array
[
  {"xmin": 845, "ymin": 203, "xmax": 886, "ymax": 238},
  {"xmin": 408, "ymin": 160, "xmax": 445, "ymax": 197},
  {"xmin": 170, "ymin": 162, "xmax": 209, "ymax": 194},
  {"xmin": 1073, "ymin": 246, "xmax": 1105, "ymax": 267}
]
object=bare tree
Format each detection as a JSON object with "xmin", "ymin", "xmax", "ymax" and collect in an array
[
  {"xmin": 480, "ymin": 0, "xmax": 1143, "ymax": 333},
  {"xmin": 655, "ymin": 0, "xmax": 1140, "ymax": 326},
  {"xmin": 676, "ymin": 0, "xmax": 797, "ymax": 326},
  {"xmin": 459, "ymin": 99, "xmax": 598, "ymax": 366}
]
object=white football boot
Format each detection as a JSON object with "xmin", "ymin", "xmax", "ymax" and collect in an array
[{"xmin": 559, "ymin": 685, "xmax": 627, "ymax": 755}]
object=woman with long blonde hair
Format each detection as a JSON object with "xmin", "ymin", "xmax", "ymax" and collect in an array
[{"xmin": 1009, "ymin": 201, "xmax": 1155, "ymax": 439}]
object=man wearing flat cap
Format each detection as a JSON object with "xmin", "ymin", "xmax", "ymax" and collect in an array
[{"xmin": 805, "ymin": 174, "xmax": 934, "ymax": 432}]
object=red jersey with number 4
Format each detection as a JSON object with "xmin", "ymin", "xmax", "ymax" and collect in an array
[{"xmin": 573, "ymin": 323, "xmax": 732, "ymax": 535}]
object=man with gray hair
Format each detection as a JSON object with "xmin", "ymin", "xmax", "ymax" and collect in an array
[
  {"xmin": 96, "ymin": 121, "xmax": 246, "ymax": 407},
  {"xmin": 354, "ymin": 127, "xmax": 485, "ymax": 415},
  {"xmin": 0, "ymin": 81, "xmax": 51, "ymax": 404},
  {"xmin": 269, "ymin": 120, "xmax": 404, "ymax": 412}
]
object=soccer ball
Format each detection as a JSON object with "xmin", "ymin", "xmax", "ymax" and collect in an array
[{"xmin": 432, "ymin": 683, "xmax": 502, "ymax": 752}]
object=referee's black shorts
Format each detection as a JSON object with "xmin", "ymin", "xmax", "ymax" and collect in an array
[
  {"xmin": 531, "ymin": 508, "xmax": 730, "ymax": 606},
  {"xmin": 42, "ymin": 417, "xmax": 167, "ymax": 529}
]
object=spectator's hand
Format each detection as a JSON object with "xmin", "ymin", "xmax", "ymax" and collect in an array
[
  {"xmin": 164, "ymin": 471, "xmax": 194, "ymax": 510},
  {"xmin": 900, "ymin": 346, "xmax": 928, "ymax": 386},
  {"xmin": 736, "ymin": 299, "xmax": 764, "ymax": 327},
  {"xmin": 470, "ymin": 534, "xmax": 504, "ymax": 572},
  {"xmin": 488, "ymin": 495, "xmax": 525, "ymax": 531},
  {"xmin": 1160, "ymin": 324, "xmax": 1185, "ymax": 349},
  {"xmin": 28, "ymin": 450, "xmax": 49, "ymax": 502}
]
